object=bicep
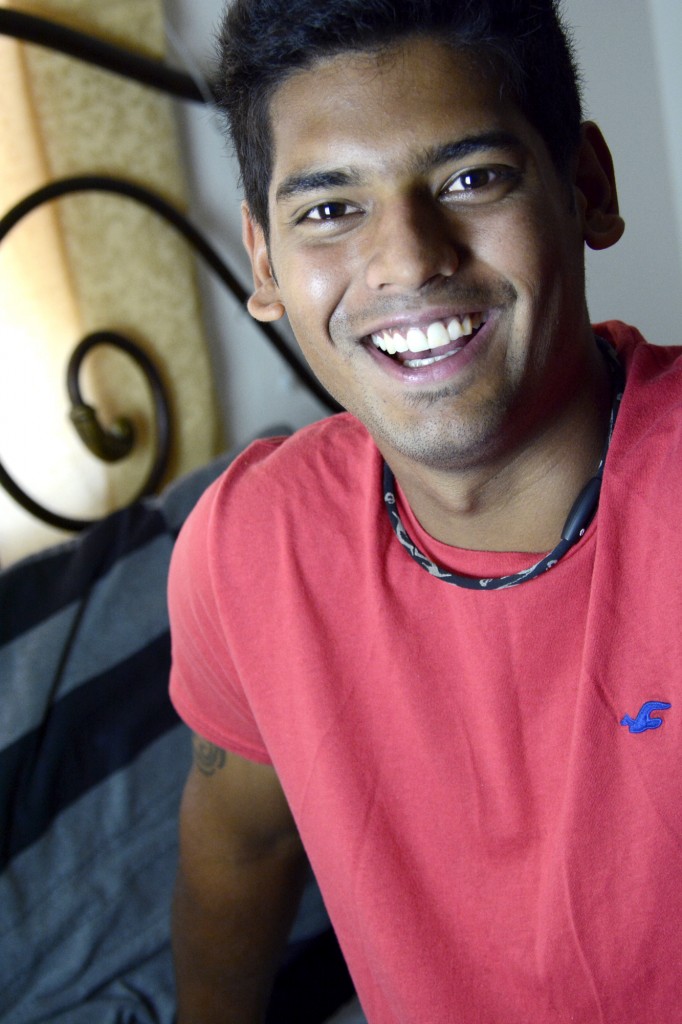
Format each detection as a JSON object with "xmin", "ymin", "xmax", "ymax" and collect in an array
[
  {"xmin": 173, "ymin": 737, "xmax": 307, "ymax": 1020},
  {"xmin": 179, "ymin": 734, "xmax": 302, "ymax": 870}
]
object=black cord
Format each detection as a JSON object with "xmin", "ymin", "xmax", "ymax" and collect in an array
[{"xmin": 0, "ymin": 8, "xmax": 211, "ymax": 103}]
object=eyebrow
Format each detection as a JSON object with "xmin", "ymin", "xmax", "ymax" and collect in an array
[
  {"xmin": 416, "ymin": 131, "xmax": 523, "ymax": 174},
  {"xmin": 275, "ymin": 168, "xmax": 364, "ymax": 204},
  {"xmin": 274, "ymin": 130, "xmax": 523, "ymax": 205}
]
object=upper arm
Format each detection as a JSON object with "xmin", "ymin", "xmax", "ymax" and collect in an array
[
  {"xmin": 179, "ymin": 733, "xmax": 302, "ymax": 871},
  {"xmin": 173, "ymin": 740, "xmax": 308, "ymax": 1020}
]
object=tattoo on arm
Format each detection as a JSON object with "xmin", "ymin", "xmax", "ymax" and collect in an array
[{"xmin": 192, "ymin": 734, "xmax": 227, "ymax": 776}]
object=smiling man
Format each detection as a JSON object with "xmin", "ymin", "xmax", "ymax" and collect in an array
[{"xmin": 168, "ymin": 2, "xmax": 682, "ymax": 1022}]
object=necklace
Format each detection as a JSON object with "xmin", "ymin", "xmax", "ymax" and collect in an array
[{"xmin": 382, "ymin": 336, "xmax": 625, "ymax": 590}]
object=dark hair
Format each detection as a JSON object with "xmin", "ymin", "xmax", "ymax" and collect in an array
[{"xmin": 215, "ymin": 0, "xmax": 583, "ymax": 231}]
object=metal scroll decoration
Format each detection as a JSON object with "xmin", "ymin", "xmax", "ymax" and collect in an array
[
  {"xmin": 0, "ymin": 180, "xmax": 341, "ymax": 532},
  {"xmin": 0, "ymin": 325, "xmax": 171, "ymax": 534},
  {"xmin": 0, "ymin": 10, "xmax": 341, "ymax": 532},
  {"xmin": 0, "ymin": 182, "xmax": 170, "ymax": 532}
]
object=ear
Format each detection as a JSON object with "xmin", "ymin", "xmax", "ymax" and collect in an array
[
  {"xmin": 573, "ymin": 122, "xmax": 625, "ymax": 251},
  {"xmin": 241, "ymin": 202, "xmax": 285, "ymax": 322}
]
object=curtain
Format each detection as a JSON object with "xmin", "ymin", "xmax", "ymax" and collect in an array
[{"xmin": 0, "ymin": 0, "xmax": 221, "ymax": 564}]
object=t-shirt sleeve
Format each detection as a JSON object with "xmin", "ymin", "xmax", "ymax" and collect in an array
[{"xmin": 168, "ymin": 467, "xmax": 272, "ymax": 765}]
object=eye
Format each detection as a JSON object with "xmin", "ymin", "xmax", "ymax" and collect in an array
[
  {"xmin": 301, "ymin": 201, "xmax": 360, "ymax": 222},
  {"xmin": 442, "ymin": 165, "xmax": 516, "ymax": 197}
]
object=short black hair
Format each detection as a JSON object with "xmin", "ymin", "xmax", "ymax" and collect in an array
[{"xmin": 215, "ymin": 0, "xmax": 583, "ymax": 231}]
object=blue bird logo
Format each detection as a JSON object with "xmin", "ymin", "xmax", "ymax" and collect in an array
[{"xmin": 620, "ymin": 701, "xmax": 671, "ymax": 734}]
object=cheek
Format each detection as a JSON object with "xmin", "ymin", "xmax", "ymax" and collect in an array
[
  {"xmin": 280, "ymin": 250, "xmax": 345, "ymax": 330},
  {"xmin": 491, "ymin": 218, "xmax": 578, "ymax": 313},
  {"xmin": 307, "ymin": 266, "xmax": 339, "ymax": 311}
]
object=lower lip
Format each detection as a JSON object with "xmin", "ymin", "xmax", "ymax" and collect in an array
[{"xmin": 365, "ymin": 319, "xmax": 493, "ymax": 385}]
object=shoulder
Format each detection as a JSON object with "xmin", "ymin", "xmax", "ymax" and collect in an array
[
  {"xmin": 597, "ymin": 320, "xmax": 682, "ymax": 386},
  {"xmin": 598, "ymin": 320, "xmax": 682, "ymax": 438},
  {"xmin": 229, "ymin": 412, "xmax": 375, "ymax": 486},
  {"xmin": 597, "ymin": 322, "xmax": 682, "ymax": 510},
  {"xmin": 202, "ymin": 413, "xmax": 375, "ymax": 514},
  {"xmin": 172, "ymin": 413, "xmax": 381, "ymax": 568}
]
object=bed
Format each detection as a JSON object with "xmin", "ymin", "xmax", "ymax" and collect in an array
[{"xmin": 0, "ymin": 446, "xmax": 357, "ymax": 1023}]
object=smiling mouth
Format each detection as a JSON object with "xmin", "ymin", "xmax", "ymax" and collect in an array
[{"xmin": 370, "ymin": 313, "xmax": 487, "ymax": 368}]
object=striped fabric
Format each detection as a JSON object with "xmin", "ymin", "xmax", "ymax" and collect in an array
[
  {"xmin": 0, "ymin": 453, "xmax": 233, "ymax": 1023},
  {"xmin": 0, "ymin": 438, "xmax": 354, "ymax": 1024}
]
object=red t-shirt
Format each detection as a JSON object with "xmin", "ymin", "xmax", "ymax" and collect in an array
[{"xmin": 169, "ymin": 322, "xmax": 682, "ymax": 1022}]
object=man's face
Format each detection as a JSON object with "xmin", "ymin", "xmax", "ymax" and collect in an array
[{"xmin": 245, "ymin": 36, "xmax": 609, "ymax": 473}]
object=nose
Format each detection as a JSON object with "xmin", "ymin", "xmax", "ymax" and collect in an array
[{"xmin": 364, "ymin": 195, "xmax": 461, "ymax": 292}]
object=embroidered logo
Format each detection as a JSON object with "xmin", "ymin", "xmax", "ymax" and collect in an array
[{"xmin": 620, "ymin": 701, "xmax": 671, "ymax": 734}]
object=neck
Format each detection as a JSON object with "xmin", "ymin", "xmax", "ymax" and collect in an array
[{"xmin": 387, "ymin": 341, "xmax": 613, "ymax": 554}]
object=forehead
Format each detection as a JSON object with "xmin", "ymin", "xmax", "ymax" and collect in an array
[{"xmin": 267, "ymin": 36, "xmax": 538, "ymax": 196}]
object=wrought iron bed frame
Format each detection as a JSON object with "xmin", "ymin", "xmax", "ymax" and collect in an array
[{"xmin": 0, "ymin": 7, "xmax": 340, "ymax": 533}]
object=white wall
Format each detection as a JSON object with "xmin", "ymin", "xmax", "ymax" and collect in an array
[
  {"xmin": 564, "ymin": 0, "xmax": 682, "ymax": 341},
  {"xmin": 647, "ymin": 0, "xmax": 682, "ymax": 276},
  {"xmin": 162, "ymin": 0, "xmax": 682, "ymax": 446}
]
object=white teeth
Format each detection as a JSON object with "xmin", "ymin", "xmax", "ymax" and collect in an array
[
  {"xmin": 446, "ymin": 319, "xmax": 463, "ymax": 342},
  {"xmin": 404, "ymin": 348, "xmax": 464, "ymax": 369},
  {"xmin": 427, "ymin": 322, "xmax": 450, "ymax": 347},
  {"xmin": 371, "ymin": 313, "xmax": 484, "ymax": 356},
  {"xmin": 381, "ymin": 330, "xmax": 396, "ymax": 355},
  {"xmin": 405, "ymin": 327, "xmax": 429, "ymax": 352}
]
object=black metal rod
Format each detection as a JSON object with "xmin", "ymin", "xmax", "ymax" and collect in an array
[
  {"xmin": 0, "ymin": 175, "xmax": 340, "ymax": 412},
  {"xmin": 0, "ymin": 175, "xmax": 341, "ymax": 531},
  {"xmin": 0, "ymin": 8, "xmax": 210, "ymax": 103},
  {"xmin": 0, "ymin": 11, "xmax": 343, "ymax": 530},
  {"xmin": 67, "ymin": 330, "xmax": 172, "ymax": 493}
]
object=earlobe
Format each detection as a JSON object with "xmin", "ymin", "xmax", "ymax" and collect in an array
[
  {"xmin": 574, "ymin": 122, "xmax": 625, "ymax": 251},
  {"xmin": 241, "ymin": 202, "xmax": 286, "ymax": 322}
]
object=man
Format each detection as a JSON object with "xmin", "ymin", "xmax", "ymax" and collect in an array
[{"xmin": 169, "ymin": 1, "xmax": 682, "ymax": 1021}]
